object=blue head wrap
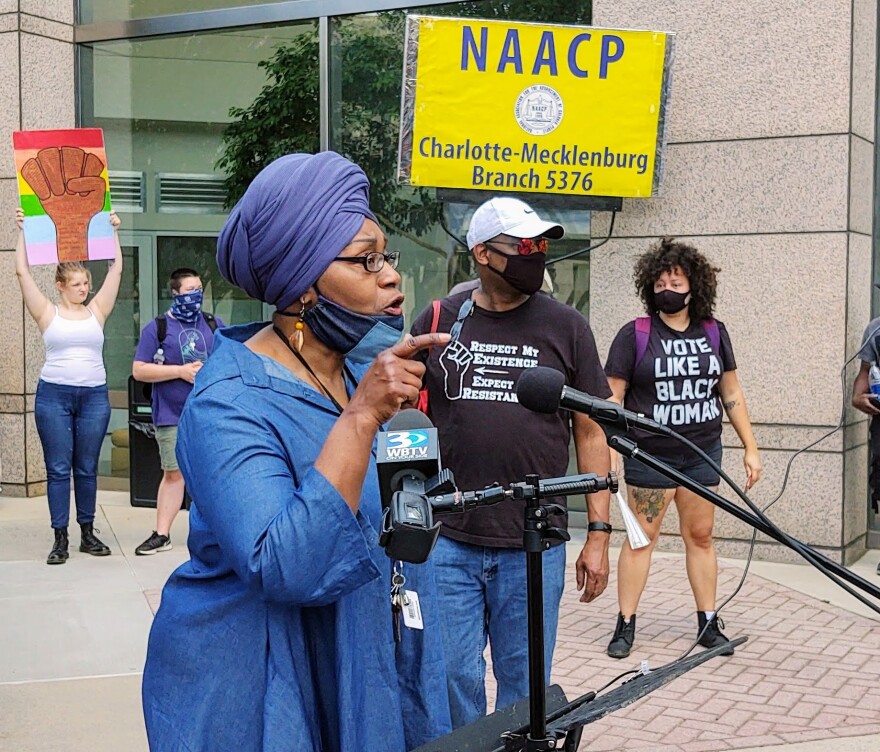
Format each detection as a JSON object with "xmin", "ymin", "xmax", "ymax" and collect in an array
[{"xmin": 216, "ymin": 152, "xmax": 377, "ymax": 311}]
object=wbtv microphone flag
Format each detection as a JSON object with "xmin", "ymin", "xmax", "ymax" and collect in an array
[{"xmin": 617, "ymin": 491, "xmax": 651, "ymax": 550}]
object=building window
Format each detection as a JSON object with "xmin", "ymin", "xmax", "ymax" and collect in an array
[{"xmin": 78, "ymin": 1, "xmax": 595, "ymax": 480}]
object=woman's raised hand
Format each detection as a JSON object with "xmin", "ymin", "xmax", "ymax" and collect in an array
[
  {"xmin": 15, "ymin": 207, "xmax": 24, "ymax": 231},
  {"xmin": 348, "ymin": 333, "xmax": 451, "ymax": 428}
]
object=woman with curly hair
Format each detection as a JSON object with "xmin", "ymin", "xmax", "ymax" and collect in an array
[{"xmin": 603, "ymin": 238, "xmax": 762, "ymax": 658}]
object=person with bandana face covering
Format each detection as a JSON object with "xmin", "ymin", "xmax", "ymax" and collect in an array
[
  {"xmin": 132, "ymin": 268, "xmax": 225, "ymax": 556},
  {"xmin": 409, "ymin": 197, "xmax": 613, "ymax": 729},
  {"xmin": 603, "ymin": 238, "xmax": 762, "ymax": 659},
  {"xmin": 141, "ymin": 152, "xmax": 451, "ymax": 752}
]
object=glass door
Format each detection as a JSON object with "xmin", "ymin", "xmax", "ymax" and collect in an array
[
  {"xmin": 82, "ymin": 19, "xmax": 321, "ymax": 483},
  {"xmin": 90, "ymin": 233, "xmax": 153, "ymax": 483}
]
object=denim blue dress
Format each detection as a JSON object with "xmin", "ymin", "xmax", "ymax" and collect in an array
[{"xmin": 142, "ymin": 323, "xmax": 451, "ymax": 751}]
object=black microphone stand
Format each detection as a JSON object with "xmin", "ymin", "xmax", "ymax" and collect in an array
[
  {"xmin": 556, "ymin": 393, "xmax": 880, "ymax": 603},
  {"xmin": 415, "ymin": 417, "xmax": 879, "ymax": 751},
  {"xmin": 414, "ymin": 464, "xmax": 747, "ymax": 752},
  {"xmin": 603, "ymin": 430, "xmax": 880, "ymax": 603},
  {"xmin": 423, "ymin": 473, "xmax": 614, "ymax": 751},
  {"xmin": 485, "ymin": 442, "xmax": 757, "ymax": 752},
  {"xmin": 516, "ymin": 473, "xmax": 570, "ymax": 751}
]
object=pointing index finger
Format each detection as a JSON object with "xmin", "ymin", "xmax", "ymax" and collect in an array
[{"xmin": 391, "ymin": 332, "xmax": 451, "ymax": 358}]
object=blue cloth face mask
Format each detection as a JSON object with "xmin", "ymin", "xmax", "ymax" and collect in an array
[
  {"xmin": 302, "ymin": 295, "xmax": 404, "ymax": 364},
  {"xmin": 171, "ymin": 289, "xmax": 203, "ymax": 323}
]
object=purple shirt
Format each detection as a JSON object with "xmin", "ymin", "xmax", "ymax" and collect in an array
[{"xmin": 133, "ymin": 313, "xmax": 224, "ymax": 427}]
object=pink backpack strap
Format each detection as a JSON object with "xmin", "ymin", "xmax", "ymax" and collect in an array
[
  {"xmin": 634, "ymin": 316, "xmax": 652, "ymax": 368},
  {"xmin": 416, "ymin": 300, "xmax": 442, "ymax": 415},
  {"xmin": 429, "ymin": 299, "xmax": 441, "ymax": 334},
  {"xmin": 702, "ymin": 318, "xmax": 720, "ymax": 355}
]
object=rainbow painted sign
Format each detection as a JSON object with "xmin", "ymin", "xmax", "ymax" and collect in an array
[{"xmin": 13, "ymin": 128, "xmax": 114, "ymax": 266}]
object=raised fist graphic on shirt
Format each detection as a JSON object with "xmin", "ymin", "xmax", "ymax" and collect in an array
[
  {"xmin": 440, "ymin": 340, "xmax": 473, "ymax": 400},
  {"xmin": 21, "ymin": 147, "xmax": 106, "ymax": 263}
]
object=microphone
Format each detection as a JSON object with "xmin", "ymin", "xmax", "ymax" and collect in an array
[
  {"xmin": 375, "ymin": 409, "xmax": 454, "ymax": 564},
  {"xmin": 376, "ymin": 409, "xmax": 453, "ymax": 507},
  {"xmin": 515, "ymin": 367, "xmax": 670, "ymax": 435}
]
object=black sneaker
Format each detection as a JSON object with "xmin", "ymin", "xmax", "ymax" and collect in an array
[
  {"xmin": 135, "ymin": 531, "xmax": 172, "ymax": 556},
  {"xmin": 697, "ymin": 612, "xmax": 734, "ymax": 655},
  {"xmin": 607, "ymin": 613, "xmax": 636, "ymax": 659}
]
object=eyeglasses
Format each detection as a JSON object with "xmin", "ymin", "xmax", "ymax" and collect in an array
[
  {"xmin": 450, "ymin": 297, "xmax": 475, "ymax": 344},
  {"xmin": 332, "ymin": 251, "xmax": 400, "ymax": 273},
  {"xmin": 484, "ymin": 237, "xmax": 548, "ymax": 256}
]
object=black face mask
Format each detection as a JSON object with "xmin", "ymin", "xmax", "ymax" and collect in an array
[
  {"xmin": 485, "ymin": 246, "xmax": 546, "ymax": 295},
  {"xmin": 654, "ymin": 289, "xmax": 691, "ymax": 314}
]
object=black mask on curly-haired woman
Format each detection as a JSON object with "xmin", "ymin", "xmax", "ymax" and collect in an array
[{"xmin": 654, "ymin": 288, "xmax": 690, "ymax": 314}]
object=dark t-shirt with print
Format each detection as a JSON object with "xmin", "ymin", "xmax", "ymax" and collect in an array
[
  {"xmin": 411, "ymin": 290, "xmax": 611, "ymax": 548},
  {"xmin": 133, "ymin": 313, "xmax": 224, "ymax": 427},
  {"xmin": 604, "ymin": 314, "xmax": 736, "ymax": 456}
]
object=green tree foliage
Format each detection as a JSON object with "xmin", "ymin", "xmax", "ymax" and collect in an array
[
  {"xmin": 216, "ymin": 33, "xmax": 321, "ymax": 208},
  {"xmin": 217, "ymin": 2, "xmax": 592, "ymax": 245}
]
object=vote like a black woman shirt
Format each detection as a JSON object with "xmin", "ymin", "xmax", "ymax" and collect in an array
[
  {"xmin": 604, "ymin": 314, "xmax": 737, "ymax": 457},
  {"xmin": 411, "ymin": 290, "xmax": 611, "ymax": 548}
]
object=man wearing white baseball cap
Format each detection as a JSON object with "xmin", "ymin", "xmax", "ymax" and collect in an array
[{"xmin": 411, "ymin": 196, "xmax": 612, "ymax": 728}]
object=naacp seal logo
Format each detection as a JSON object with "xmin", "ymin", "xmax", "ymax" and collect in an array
[{"xmin": 514, "ymin": 85, "xmax": 564, "ymax": 136}]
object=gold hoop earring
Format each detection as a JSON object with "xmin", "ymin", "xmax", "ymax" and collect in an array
[{"xmin": 289, "ymin": 300, "xmax": 306, "ymax": 352}]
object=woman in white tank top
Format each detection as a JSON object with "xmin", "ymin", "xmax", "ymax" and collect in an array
[{"xmin": 14, "ymin": 208, "xmax": 123, "ymax": 565}]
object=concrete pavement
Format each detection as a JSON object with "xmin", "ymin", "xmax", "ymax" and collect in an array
[
  {"xmin": 0, "ymin": 490, "xmax": 878, "ymax": 751},
  {"xmin": 0, "ymin": 491, "xmax": 184, "ymax": 752}
]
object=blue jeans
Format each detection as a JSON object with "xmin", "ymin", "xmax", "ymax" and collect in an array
[
  {"xmin": 34, "ymin": 380, "xmax": 110, "ymax": 529},
  {"xmin": 432, "ymin": 536, "xmax": 566, "ymax": 729}
]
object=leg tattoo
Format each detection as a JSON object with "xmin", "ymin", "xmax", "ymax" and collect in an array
[{"xmin": 632, "ymin": 487, "xmax": 667, "ymax": 523}]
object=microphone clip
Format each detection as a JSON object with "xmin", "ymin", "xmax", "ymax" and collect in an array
[
  {"xmin": 379, "ymin": 470, "xmax": 457, "ymax": 564},
  {"xmin": 519, "ymin": 474, "xmax": 572, "ymax": 553},
  {"xmin": 379, "ymin": 491, "xmax": 441, "ymax": 564}
]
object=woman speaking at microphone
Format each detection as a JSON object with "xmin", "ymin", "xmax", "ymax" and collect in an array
[{"xmin": 142, "ymin": 152, "xmax": 451, "ymax": 752}]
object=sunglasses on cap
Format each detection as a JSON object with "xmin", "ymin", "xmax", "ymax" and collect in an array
[
  {"xmin": 449, "ymin": 297, "xmax": 475, "ymax": 345},
  {"xmin": 484, "ymin": 237, "xmax": 548, "ymax": 256}
]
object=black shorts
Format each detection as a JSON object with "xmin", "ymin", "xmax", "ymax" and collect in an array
[{"xmin": 623, "ymin": 442, "xmax": 723, "ymax": 489}]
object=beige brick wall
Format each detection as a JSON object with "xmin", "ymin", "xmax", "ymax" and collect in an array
[
  {"xmin": 592, "ymin": 0, "xmax": 877, "ymax": 561},
  {"xmin": 0, "ymin": 1, "xmax": 74, "ymax": 496}
]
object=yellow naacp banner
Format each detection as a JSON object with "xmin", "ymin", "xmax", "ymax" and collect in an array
[{"xmin": 397, "ymin": 16, "xmax": 675, "ymax": 198}]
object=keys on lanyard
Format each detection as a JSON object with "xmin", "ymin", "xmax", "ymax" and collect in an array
[
  {"xmin": 390, "ymin": 560, "xmax": 424, "ymax": 640},
  {"xmin": 390, "ymin": 562, "xmax": 410, "ymax": 644}
]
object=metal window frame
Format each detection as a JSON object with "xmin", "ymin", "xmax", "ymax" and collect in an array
[
  {"xmin": 319, "ymin": 15, "xmax": 330, "ymax": 151},
  {"xmin": 75, "ymin": 0, "xmax": 460, "ymax": 42}
]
